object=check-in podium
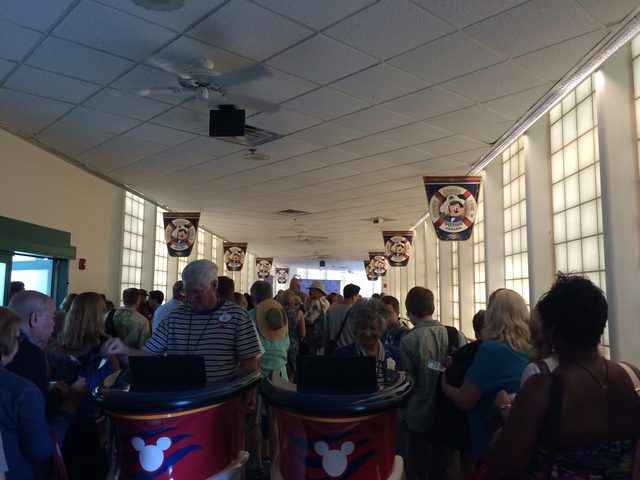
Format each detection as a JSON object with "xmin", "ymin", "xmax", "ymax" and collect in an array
[
  {"xmin": 261, "ymin": 373, "xmax": 413, "ymax": 480},
  {"xmin": 94, "ymin": 369, "xmax": 261, "ymax": 480}
]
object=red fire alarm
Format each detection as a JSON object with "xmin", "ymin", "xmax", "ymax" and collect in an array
[{"xmin": 79, "ymin": 258, "xmax": 87, "ymax": 270}]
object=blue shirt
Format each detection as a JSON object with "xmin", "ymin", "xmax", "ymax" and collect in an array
[{"xmin": 464, "ymin": 339, "xmax": 528, "ymax": 459}]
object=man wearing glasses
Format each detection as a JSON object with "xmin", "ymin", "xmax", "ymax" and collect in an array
[{"xmin": 102, "ymin": 260, "xmax": 261, "ymax": 381}]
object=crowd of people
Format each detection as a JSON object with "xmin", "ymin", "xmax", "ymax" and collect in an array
[{"xmin": 1, "ymin": 262, "xmax": 639, "ymax": 480}]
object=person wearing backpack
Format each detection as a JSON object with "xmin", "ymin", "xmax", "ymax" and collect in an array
[{"xmin": 399, "ymin": 287, "xmax": 467, "ymax": 480}]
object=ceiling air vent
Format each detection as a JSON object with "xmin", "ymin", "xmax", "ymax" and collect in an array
[{"xmin": 217, "ymin": 124, "xmax": 281, "ymax": 148}]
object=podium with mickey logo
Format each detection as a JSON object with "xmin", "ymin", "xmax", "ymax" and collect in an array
[
  {"xmin": 94, "ymin": 368, "xmax": 261, "ymax": 480},
  {"xmin": 261, "ymin": 365, "xmax": 413, "ymax": 480}
]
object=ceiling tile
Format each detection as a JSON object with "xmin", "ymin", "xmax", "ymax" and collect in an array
[
  {"xmin": 4, "ymin": 65, "xmax": 102, "ymax": 103},
  {"xmin": 414, "ymin": 135, "xmax": 488, "ymax": 156},
  {"xmin": 283, "ymin": 87, "xmax": 369, "ymax": 120},
  {"xmin": 288, "ymin": 147, "xmax": 360, "ymax": 167},
  {"xmin": 110, "ymin": 64, "xmax": 188, "ymax": 104},
  {"xmin": 249, "ymin": 108, "xmax": 323, "ymax": 135},
  {"xmin": 330, "ymin": 63, "xmax": 429, "ymax": 103},
  {"xmin": 427, "ymin": 105, "xmax": 511, "ymax": 138},
  {"xmin": 378, "ymin": 122, "xmax": 451, "ymax": 145},
  {"xmin": 258, "ymin": 136, "xmax": 324, "ymax": 158},
  {"xmin": 513, "ymin": 30, "xmax": 606, "ymax": 82},
  {"xmin": 0, "ymin": 59, "xmax": 16, "ymax": 81},
  {"xmin": 79, "ymin": 135, "xmax": 168, "ymax": 172},
  {"xmin": 59, "ymin": 106, "xmax": 141, "ymax": 135},
  {"xmin": 390, "ymin": 31, "xmax": 505, "ymax": 84},
  {"xmin": 442, "ymin": 61, "xmax": 549, "ymax": 103},
  {"xmin": 325, "ymin": 0, "xmax": 454, "ymax": 59},
  {"xmin": 231, "ymin": 66, "xmax": 317, "ymax": 104},
  {"xmin": 464, "ymin": 0, "xmax": 602, "ymax": 58},
  {"xmin": 411, "ymin": 155, "xmax": 468, "ymax": 174},
  {"xmin": 576, "ymin": 0, "xmax": 640, "ymax": 26},
  {"xmin": 415, "ymin": 0, "xmax": 528, "ymax": 28},
  {"xmin": 338, "ymin": 136, "xmax": 403, "ymax": 156},
  {"xmin": 482, "ymin": 84, "xmax": 552, "ymax": 119},
  {"xmin": 0, "ymin": 88, "xmax": 73, "ymax": 134},
  {"xmin": 380, "ymin": 86, "xmax": 474, "ymax": 120},
  {"xmin": 125, "ymin": 123, "xmax": 198, "ymax": 146},
  {"xmin": 152, "ymin": 106, "xmax": 208, "ymax": 135},
  {"xmin": 83, "ymin": 88, "xmax": 174, "ymax": 121},
  {"xmin": 374, "ymin": 147, "xmax": 435, "ymax": 165},
  {"xmin": 0, "ymin": 20, "xmax": 43, "ymax": 61},
  {"xmin": 467, "ymin": 119, "xmax": 515, "ymax": 144},
  {"xmin": 53, "ymin": 2, "xmax": 176, "ymax": 60},
  {"xmin": 25, "ymin": 37, "xmax": 135, "ymax": 84},
  {"xmin": 267, "ymin": 34, "xmax": 377, "ymax": 84},
  {"xmin": 292, "ymin": 123, "xmax": 364, "ymax": 146},
  {"xmin": 178, "ymin": 136, "xmax": 245, "ymax": 157},
  {"xmin": 253, "ymin": 0, "xmax": 375, "ymax": 30},
  {"xmin": 38, "ymin": 122, "xmax": 115, "ymax": 156},
  {"xmin": 338, "ymin": 155, "xmax": 396, "ymax": 173},
  {"xmin": 332, "ymin": 106, "xmax": 413, "ymax": 135},
  {"xmin": 188, "ymin": 0, "xmax": 313, "ymax": 61},
  {"xmin": 1, "ymin": 0, "xmax": 73, "ymax": 31}
]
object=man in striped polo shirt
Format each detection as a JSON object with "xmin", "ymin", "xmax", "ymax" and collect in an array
[{"xmin": 102, "ymin": 260, "xmax": 261, "ymax": 381}]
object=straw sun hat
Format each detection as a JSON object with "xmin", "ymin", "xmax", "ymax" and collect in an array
[{"xmin": 256, "ymin": 299, "xmax": 288, "ymax": 342}]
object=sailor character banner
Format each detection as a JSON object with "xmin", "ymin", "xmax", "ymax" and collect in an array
[
  {"xmin": 383, "ymin": 231, "xmax": 414, "ymax": 267},
  {"xmin": 256, "ymin": 258, "xmax": 273, "ymax": 279},
  {"xmin": 364, "ymin": 261, "xmax": 378, "ymax": 281},
  {"xmin": 368, "ymin": 252, "xmax": 389, "ymax": 277},
  {"xmin": 423, "ymin": 176, "xmax": 482, "ymax": 241},
  {"xmin": 276, "ymin": 266, "xmax": 289, "ymax": 284},
  {"xmin": 224, "ymin": 242, "xmax": 247, "ymax": 272},
  {"xmin": 163, "ymin": 212, "xmax": 200, "ymax": 257}
]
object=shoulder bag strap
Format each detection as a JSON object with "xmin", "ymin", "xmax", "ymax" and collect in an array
[
  {"xmin": 335, "ymin": 309, "xmax": 351, "ymax": 341},
  {"xmin": 619, "ymin": 362, "xmax": 640, "ymax": 396},
  {"xmin": 444, "ymin": 325, "xmax": 459, "ymax": 355},
  {"xmin": 535, "ymin": 359, "xmax": 551, "ymax": 375}
]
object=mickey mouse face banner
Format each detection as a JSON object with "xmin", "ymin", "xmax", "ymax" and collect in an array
[
  {"xmin": 423, "ymin": 176, "xmax": 482, "ymax": 241},
  {"xmin": 163, "ymin": 212, "xmax": 200, "ymax": 257},
  {"xmin": 224, "ymin": 242, "xmax": 247, "ymax": 272},
  {"xmin": 276, "ymin": 266, "xmax": 289, "ymax": 284},
  {"xmin": 368, "ymin": 252, "xmax": 389, "ymax": 277},
  {"xmin": 256, "ymin": 258, "xmax": 273, "ymax": 279},
  {"xmin": 383, "ymin": 231, "xmax": 414, "ymax": 267},
  {"xmin": 364, "ymin": 261, "xmax": 378, "ymax": 281}
]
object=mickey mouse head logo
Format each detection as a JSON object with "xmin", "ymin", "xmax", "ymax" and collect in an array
[
  {"xmin": 132, "ymin": 436, "xmax": 171, "ymax": 472},
  {"xmin": 314, "ymin": 441, "xmax": 355, "ymax": 478}
]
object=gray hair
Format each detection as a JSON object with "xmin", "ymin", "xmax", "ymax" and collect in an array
[
  {"xmin": 182, "ymin": 260, "xmax": 218, "ymax": 286},
  {"xmin": 8, "ymin": 290, "xmax": 53, "ymax": 323},
  {"xmin": 351, "ymin": 298, "xmax": 389, "ymax": 331},
  {"xmin": 250, "ymin": 280, "xmax": 273, "ymax": 305}
]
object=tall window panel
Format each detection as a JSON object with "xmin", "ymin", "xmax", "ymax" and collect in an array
[
  {"xmin": 451, "ymin": 242, "xmax": 460, "ymax": 329},
  {"xmin": 177, "ymin": 257, "xmax": 188, "ymax": 281},
  {"xmin": 632, "ymin": 34, "xmax": 640, "ymax": 169},
  {"xmin": 502, "ymin": 137, "xmax": 530, "ymax": 305},
  {"xmin": 196, "ymin": 229, "xmax": 205, "ymax": 260},
  {"xmin": 435, "ymin": 238, "xmax": 440, "ymax": 320},
  {"xmin": 211, "ymin": 235, "xmax": 218, "ymax": 264},
  {"xmin": 121, "ymin": 192, "xmax": 145, "ymax": 292},
  {"xmin": 549, "ymin": 75, "xmax": 608, "ymax": 354},
  {"xmin": 473, "ymin": 190, "xmax": 486, "ymax": 311},
  {"xmin": 153, "ymin": 208, "xmax": 168, "ymax": 294}
]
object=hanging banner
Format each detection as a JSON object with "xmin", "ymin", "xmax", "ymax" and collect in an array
[
  {"xmin": 275, "ymin": 266, "xmax": 289, "ymax": 284},
  {"xmin": 163, "ymin": 212, "xmax": 200, "ymax": 257},
  {"xmin": 383, "ymin": 231, "xmax": 414, "ymax": 267},
  {"xmin": 423, "ymin": 176, "xmax": 482, "ymax": 241},
  {"xmin": 223, "ymin": 242, "xmax": 247, "ymax": 272},
  {"xmin": 363, "ymin": 261, "xmax": 378, "ymax": 281},
  {"xmin": 256, "ymin": 258, "xmax": 273, "ymax": 279},
  {"xmin": 368, "ymin": 252, "xmax": 389, "ymax": 277}
]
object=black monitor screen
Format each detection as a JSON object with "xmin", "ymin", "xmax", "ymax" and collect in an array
[{"xmin": 209, "ymin": 108, "xmax": 245, "ymax": 137}]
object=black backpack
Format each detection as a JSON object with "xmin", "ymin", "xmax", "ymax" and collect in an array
[{"xmin": 432, "ymin": 328, "xmax": 480, "ymax": 452}]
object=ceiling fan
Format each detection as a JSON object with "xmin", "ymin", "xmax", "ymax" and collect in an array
[
  {"xmin": 280, "ymin": 226, "xmax": 328, "ymax": 243},
  {"xmin": 139, "ymin": 57, "xmax": 279, "ymax": 113}
]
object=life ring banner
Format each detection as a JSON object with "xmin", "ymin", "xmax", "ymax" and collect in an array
[
  {"xmin": 383, "ymin": 231, "xmax": 414, "ymax": 267},
  {"xmin": 224, "ymin": 242, "xmax": 247, "ymax": 272},
  {"xmin": 368, "ymin": 252, "xmax": 389, "ymax": 277},
  {"xmin": 363, "ymin": 261, "xmax": 378, "ymax": 281},
  {"xmin": 423, "ymin": 176, "xmax": 482, "ymax": 241},
  {"xmin": 163, "ymin": 212, "xmax": 200, "ymax": 257},
  {"xmin": 276, "ymin": 266, "xmax": 289, "ymax": 284},
  {"xmin": 256, "ymin": 258, "xmax": 273, "ymax": 279}
]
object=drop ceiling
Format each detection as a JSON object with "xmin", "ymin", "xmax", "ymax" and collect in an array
[{"xmin": 1, "ymin": 0, "xmax": 639, "ymax": 270}]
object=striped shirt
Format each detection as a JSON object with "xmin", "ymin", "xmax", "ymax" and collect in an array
[{"xmin": 144, "ymin": 300, "xmax": 262, "ymax": 381}]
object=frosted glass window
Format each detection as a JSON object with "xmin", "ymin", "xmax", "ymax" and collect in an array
[
  {"xmin": 153, "ymin": 208, "xmax": 168, "ymax": 294},
  {"xmin": 633, "ymin": 32, "xmax": 640, "ymax": 190},
  {"xmin": 550, "ymin": 122, "xmax": 563, "ymax": 153},
  {"xmin": 502, "ymin": 137, "xmax": 529, "ymax": 304},
  {"xmin": 550, "ymin": 74, "xmax": 607, "ymax": 348},
  {"xmin": 197, "ymin": 230, "xmax": 205, "ymax": 260},
  {"xmin": 211, "ymin": 236, "xmax": 218, "ymax": 263},
  {"xmin": 178, "ymin": 257, "xmax": 188, "ymax": 281},
  {"xmin": 121, "ymin": 192, "xmax": 145, "ymax": 292}
]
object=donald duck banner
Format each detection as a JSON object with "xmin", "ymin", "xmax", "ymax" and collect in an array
[
  {"xmin": 368, "ymin": 252, "xmax": 389, "ymax": 277},
  {"xmin": 223, "ymin": 242, "xmax": 247, "ymax": 272},
  {"xmin": 276, "ymin": 266, "xmax": 289, "ymax": 284},
  {"xmin": 383, "ymin": 231, "xmax": 414, "ymax": 267},
  {"xmin": 423, "ymin": 176, "xmax": 482, "ymax": 241},
  {"xmin": 256, "ymin": 258, "xmax": 273, "ymax": 279},
  {"xmin": 364, "ymin": 261, "xmax": 378, "ymax": 281},
  {"xmin": 163, "ymin": 212, "xmax": 200, "ymax": 257}
]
